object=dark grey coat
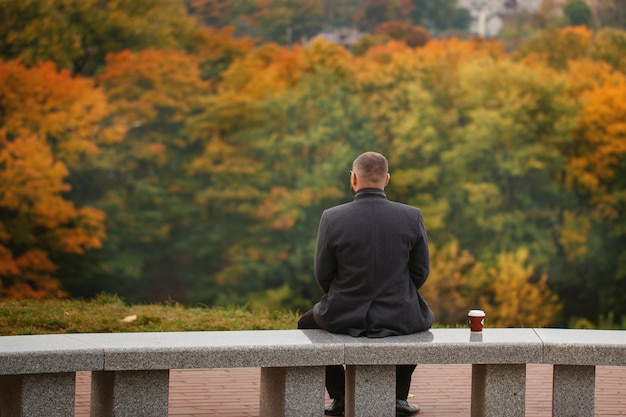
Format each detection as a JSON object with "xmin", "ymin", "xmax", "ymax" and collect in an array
[{"xmin": 312, "ymin": 188, "xmax": 434, "ymax": 337}]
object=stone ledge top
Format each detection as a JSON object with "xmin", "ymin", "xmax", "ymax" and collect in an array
[
  {"xmin": 67, "ymin": 329, "xmax": 344, "ymax": 370},
  {"xmin": 0, "ymin": 334, "xmax": 104, "ymax": 374},
  {"xmin": 535, "ymin": 328, "xmax": 626, "ymax": 366},
  {"xmin": 335, "ymin": 328, "xmax": 543, "ymax": 365}
]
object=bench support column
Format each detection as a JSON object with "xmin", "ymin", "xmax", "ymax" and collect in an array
[
  {"xmin": 0, "ymin": 372, "xmax": 76, "ymax": 417},
  {"xmin": 552, "ymin": 365, "xmax": 595, "ymax": 417},
  {"xmin": 471, "ymin": 364, "xmax": 525, "ymax": 417},
  {"xmin": 259, "ymin": 366, "xmax": 325, "ymax": 417},
  {"xmin": 90, "ymin": 370, "xmax": 169, "ymax": 417},
  {"xmin": 345, "ymin": 365, "xmax": 395, "ymax": 417}
]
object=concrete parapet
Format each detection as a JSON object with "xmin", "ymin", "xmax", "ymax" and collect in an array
[{"xmin": 0, "ymin": 328, "xmax": 625, "ymax": 416}]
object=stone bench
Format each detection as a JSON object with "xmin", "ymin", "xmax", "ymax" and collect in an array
[
  {"xmin": 335, "ymin": 328, "xmax": 626, "ymax": 417},
  {"xmin": 0, "ymin": 329, "xmax": 342, "ymax": 417},
  {"xmin": 1, "ymin": 328, "xmax": 625, "ymax": 417},
  {"xmin": 336, "ymin": 328, "xmax": 542, "ymax": 417}
]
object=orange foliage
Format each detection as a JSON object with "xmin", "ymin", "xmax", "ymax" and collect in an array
[
  {"xmin": 354, "ymin": 37, "xmax": 503, "ymax": 90},
  {"xmin": 98, "ymin": 49, "xmax": 209, "ymax": 125},
  {"xmin": 218, "ymin": 43, "xmax": 307, "ymax": 101},
  {"xmin": 6, "ymin": 250, "xmax": 61, "ymax": 300},
  {"xmin": 0, "ymin": 58, "xmax": 109, "ymax": 299},
  {"xmin": 418, "ymin": 37, "xmax": 504, "ymax": 67},
  {"xmin": 566, "ymin": 59, "xmax": 624, "ymax": 96},
  {"xmin": 569, "ymin": 80, "xmax": 626, "ymax": 197},
  {"xmin": 191, "ymin": 26, "xmax": 255, "ymax": 70},
  {"xmin": 0, "ymin": 131, "xmax": 106, "ymax": 298},
  {"xmin": 0, "ymin": 59, "xmax": 120, "ymax": 166}
]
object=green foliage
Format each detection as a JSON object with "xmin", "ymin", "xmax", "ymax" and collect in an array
[
  {"xmin": 189, "ymin": 0, "xmax": 471, "ymax": 44},
  {"xmin": 591, "ymin": 28, "xmax": 626, "ymax": 71},
  {"xmin": 408, "ymin": 0, "xmax": 471, "ymax": 33},
  {"xmin": 0, "ymin": 0, "xmax": 196, "ymax": 76},
  {"xmin": 564, "ymin": 0, "xmax": 593, "ymax": 27},
  {"xmin": 448, "ymin": 57, "xmax": 577, "ymax": 266}
]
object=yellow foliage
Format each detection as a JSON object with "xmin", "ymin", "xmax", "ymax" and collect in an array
[
  {"xmin": 191, "ymin": 25, "xmax": 254, "ymax": 63},
  {"xmin": 424, "ymin": 242, "xmax": 561, "ymax": 327},
  {"xmin": 566, "ymin": 59, "xmax": 624, "ymax": 96},
  {"xmin": 481, "ymin": 249, "xmax": 561, "ymax": 327},
  {"xmin": 421, "ymin": 241, "xmax": 483, "ymax": 325},
  {"xmin": 557, "ymin": 211, "xmax": 591, "ymax": 262},
  {"xmin": 219, "ymin": 43, "xmax": 306, "ymax": 101},
  {"xmin": 99, "ymin": 49, "xmax": 209, "ymax": 125},
  {"xmin": 569, "ymin": 80, "xmax": 626, "ymax": 194}
]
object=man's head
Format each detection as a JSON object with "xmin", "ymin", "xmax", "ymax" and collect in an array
[{"xmin": 350, "ymin": 152, "xmax": 390, "ymax": 194}]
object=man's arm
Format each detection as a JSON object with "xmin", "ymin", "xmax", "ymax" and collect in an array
[
  {"xmin": 314, "ymin": 212, "xmax": 337, "ymax": 293},
  {"xmin": 409, "ymin": 209, "xmax": 430, "ymax": 290}
]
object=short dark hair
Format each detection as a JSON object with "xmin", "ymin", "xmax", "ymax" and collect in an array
[{"xmin": 352, "ymin": 152, "xmax": 388, "ymax": 183}]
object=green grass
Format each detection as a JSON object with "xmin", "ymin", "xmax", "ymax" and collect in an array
[{"xmin": 0, "ymin": 294, "xmax": 300, "ymax": 336}]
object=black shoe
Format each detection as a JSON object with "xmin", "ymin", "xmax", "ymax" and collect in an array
[
  {"xmin": 324, "ymin": 397, "xmax": 345, "ymax": 416},
  {"xmin": 396, "ymin": 399, "xmax": 420, "ymax": 416}
]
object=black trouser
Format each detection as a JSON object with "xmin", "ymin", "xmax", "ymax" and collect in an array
[{"xmin": 297, "ymin": 310, "xmax": 417, "ymax": 400}]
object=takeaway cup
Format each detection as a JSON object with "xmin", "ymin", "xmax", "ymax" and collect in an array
[{"xmin": 468, "ymin": 309, "xmax": 486, "ymax": 332}]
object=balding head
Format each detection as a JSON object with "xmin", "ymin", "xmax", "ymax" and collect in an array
[{"xmin": 350, "ymin": 152, "xmax": 390, "ymax": 193}]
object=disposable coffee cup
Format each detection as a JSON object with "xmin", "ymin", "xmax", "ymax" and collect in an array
[{"xmin": 468, "ymin": 310, "xmax": 485, "ymax": 332}]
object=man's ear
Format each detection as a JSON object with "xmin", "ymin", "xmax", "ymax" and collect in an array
[{"xmin": 384, "ymin": 173, "xmax": 390, "ymax": 187}]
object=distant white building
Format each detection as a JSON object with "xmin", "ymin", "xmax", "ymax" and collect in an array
[{"xmin": 456, "ymin": 0, "xmax": 555, "ymax": 37}]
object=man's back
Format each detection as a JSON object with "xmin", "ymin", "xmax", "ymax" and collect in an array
[{"xmin": 313, "ymin": 188, "xmax": 433, "ymax": 337}]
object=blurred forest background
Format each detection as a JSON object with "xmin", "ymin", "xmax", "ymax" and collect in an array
[{"xmin": 1, "ymin": 0, "xmax": 626, "ymax": 328}]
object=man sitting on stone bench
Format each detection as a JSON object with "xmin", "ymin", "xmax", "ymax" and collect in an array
[{"xmin": 298, "ymin": 151, "xmax": 434, "ymax": 416}]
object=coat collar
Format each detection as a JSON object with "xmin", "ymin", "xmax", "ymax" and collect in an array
[{"xmin": 354, "ymin": 188, "xmax": 387, "ymax": 200}]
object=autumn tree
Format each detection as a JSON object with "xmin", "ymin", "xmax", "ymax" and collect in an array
[
  {"xmin": 352, "ymin": 38, "xmax": 503, "ymax": 239},
  {"xmin": 591, "ymin": 28, "xmax": 626, "ymax": 72},
  {"xmin": 421, "ymin": 241, "xmax": 483, "ymax": 325},
  {"xmin": 0, "ymin": 60, "xmax": 109, "ymax": 298},
  {"xmin": 423, "ymin": 243, "xmax": 561, "ymax": 327},
  {"xmin": 562, "ymin": 63, "xmax": 626, "ymax": 320},
  {"xmin": 445, "ymin": 57, "xmax": 578, "ymax": 268},
  {"xmin": 184, "ymin": 39, "xmax": 374, "ymax": 308},
  {"xmin": 187, "ymin": 26, "xmax": 256, "ymax": 83},
  {"xmin": 514, "ymin": 26, "xmax": 592, "ymax": 70},
  {"xmin": 0, "ymin": 0, "xmax": 196, "ymax": 75},
  {"xmin": 480, "ymin": 249, "xmax": 561, "ymax": 327},
  {"xmin": 374, "ymin": 21, "xmax": 430, "ymax": 47},
  {"xmin": 62, "ymin": 49, "xmax": 212, "ymax": 301},
  {"xmin": 564, "ymin": 0, "xmax": 593, "ymax": 27}
]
